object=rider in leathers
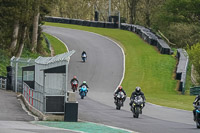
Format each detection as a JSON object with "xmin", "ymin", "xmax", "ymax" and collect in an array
[
  {"xmin": 114, "ymin": 86, "xmax": 126, "ymax": 104},
  {"xmin": 79, "ymin": 81, "xmax": 89, "ymax": 95},
  {"xmin": 129, "ymin": 87, "xmax": 146, "ymax": 113},
  {"xmin": 193, "ymin": 94, "xmax": 200, "ymax": 121},
  {"xmin": 81, "ymin": 51, "xmax": 87, "ymax": 60},
  {"xmin": 70, "ymin": 76, "xmax": 79, "ymax": 89}
]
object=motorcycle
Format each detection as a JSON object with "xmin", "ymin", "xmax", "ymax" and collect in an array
[
  {"xmin": 131, "ymin": 95, "xmax": 144, "ymax": 118},
  {"xmin": 82, "ymin": 54, "xmax": 87, "ymax": 62},
  {"xmin": 194, "ymin": 105, "xmax": 200, "ymax": 128},
  {"xmin": 71, "ymin": 80, "xmax": 78, "ymax": 92},
  {"xmin": 79, "ymin": 85, "xmax": 88, "ymax": 99},
  {"xmin": 115, "ymin": 92, "xmax": 125, "ymax": 110}
]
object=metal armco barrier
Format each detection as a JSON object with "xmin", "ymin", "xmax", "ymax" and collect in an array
[
  {"xmin": 0, "ymin": 78, "xmax": 6, "ymax": 90},
  {"xmin": 190, "ymin": 86, "xmax": 200, "ymax": 95},
  {"xmin": 176, "ymin": 49, "xmax": 189, "ymax": 94},
  {"xmin": 45, "ymin": 16, "xmax": 171, "ymax": 55}
]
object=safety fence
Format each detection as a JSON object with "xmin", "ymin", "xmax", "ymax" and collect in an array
[
  {"xmin": 190, "ymin": 86, "xmax": 200, "ymax": 95},
  {"xmin": 0, "ymin": 77, "xmax": 6, "ymax": 90},
  {"xmin": 45, "ymin": 16, "xmax": 118, "ymax": 28},
  {"xmin": 10, "ymin": 57, "xmax": 35, "ymax": 93},
  {"xmin": 120, "ymin": 23, "xmax": 171, "ymax": 55},
  {"xmin": 23, "ymin": 81, "xmax": 65, "ymax": 114},
  {"xmin": 45, "ymin": 16, "xmax": 171, "ymax": 55},
  {"xmin": 176, "ymin": 49, "xmax": 189, "ymax": 94},
  {"xmin": 23, "ymin": 82, "xmax": 44, "ymax": 112}
]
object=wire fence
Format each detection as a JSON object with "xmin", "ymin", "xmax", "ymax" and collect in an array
[
  {"xmin": 23, "ymin": 82, "xmax": 44, "ymax": 112},
  {"xmin": 10, "ymin": 57, "xmax": 35, "ymax": 93},
  {"xmin": 0, "ymin": 78, "xmax": 6, "ymax": 90}
]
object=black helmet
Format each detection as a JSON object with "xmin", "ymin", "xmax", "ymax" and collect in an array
[{"xmin": 135, "ymin": 86, "xmax": 141, "ymax": 93}]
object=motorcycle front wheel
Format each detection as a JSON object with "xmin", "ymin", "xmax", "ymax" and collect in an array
[
  {"xmin": 133, "ymin": 107, "xmax": 139, "ymax": 118},
  {"xmin": 116, "ymin": 106, "xmax": 121, "ymax": 110},
  {"xmin": 80, "ymin": 92, "xmax": 84, "ymax": 99},
  {"xmin": 72, "ymin": 86, "xmax": 76, "ymax": 92},
  {"xmin": 196, "ymin": 121, "xmax": 200, "ymax": 128}
]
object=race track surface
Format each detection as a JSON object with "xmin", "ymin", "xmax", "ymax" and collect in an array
[{"xmin": 43, "ymin": 26, "xmax": 199, "ymax": 133}]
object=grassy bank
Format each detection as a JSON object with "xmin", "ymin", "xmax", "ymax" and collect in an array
[
  {"xmin": 44, "ymin": 22, "xmax": 195, "ymax": 110},
  {"xmin": 0, "ymin": 50, "xmax": 10, "ymax": 76},
  {"xmin": 43, "ymin": 32, "xmax": 67, "ymax": 55}
]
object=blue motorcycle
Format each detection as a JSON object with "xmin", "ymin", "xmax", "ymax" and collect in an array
[
  {"xmin": 195, "ymin": 105, "xmax": 200, "ymax": 128},
  {"xmin": 79, "ymin": 85, "xmax": 88, "ymax": 99}
]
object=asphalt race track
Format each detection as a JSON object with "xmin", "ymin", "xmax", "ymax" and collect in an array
[
  {"xmin": 43, "ymin": 26, "xmax": 199, "ymax": 133},
  {"xmin": 0, "ymin": 90, "xmax": 76, "ymax": 133}
]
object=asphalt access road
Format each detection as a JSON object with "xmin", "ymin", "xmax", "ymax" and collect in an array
[
  {"xmin": 43, "ymin": 26, "xmax": 199, "ymax": 133},
  {"xmin": 0, "ymin": 90, "xmax": 76, "ymax": 133}
]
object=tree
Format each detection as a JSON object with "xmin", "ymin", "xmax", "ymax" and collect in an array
[
  {"xmin": 126, "ymin": 0, "xmax": 139, "ymax": 24},
  {"xmin": 16, "ymin": 0, "xmax": 33, "ymax": 57},
  {"xmin": 0, "ymin": 0, "xmax": 19, "ymax": 51},
  {"xmin": 31, "ymin": 0, "xmax": 40, "ymax": 52},
  {"xmin": 136, "ymin": 0, "xmax": 165, "ymax": 27},
  {"xmin": 187, "ymin": 43, "xmax": 200, "ymax": 84}
]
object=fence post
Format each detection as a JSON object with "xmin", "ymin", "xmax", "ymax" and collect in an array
[
  {"xmin": 32, "ymin": 89, "xmax": 33, "ymax": 106},
  {"xmin": 15, "ymin": 58, "xmax": 19, "ymax": 93},
  {"xmin": 43, "ymin": 73, "xmax": 46, "ymax": 113},
  {"xmin": 29, "ymin": 88, "xmax": 30, "ymax": 103},
  {"xmin": 4, "ymin": 79, "xmax": 6, "ymax": 89},
  {"xmin": 26, "ymin": 84, "xmax": 27, "ymax": 98},
  {"xmin": 0, "ymin": 78, "xmax": 2, "ymax": 89}
]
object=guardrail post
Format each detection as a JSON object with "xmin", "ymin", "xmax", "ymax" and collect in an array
[
  {"xmin": 0, "ymin": 78, "xmax": 2, "ymax": 89},
  {"xmin": 32, "ymin": 89, "xmax": 33, "ymax": 106}
]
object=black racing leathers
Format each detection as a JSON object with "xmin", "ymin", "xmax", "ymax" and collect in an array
[
  {"xmin": 70, "ymin": 78, "xmax": 79, "ymax": 85},
  {"xmin": 115, "ymin": 88, "xmax": 126, "ymax": 95},
  {"xmin": 129, "ymin": 91, "xmax": 145, "ymax": 107},
  {"xmin": 193, "ymin": 95, "xmax": 200, "ymax": 121},
  {"xmin": 114, "ymin": 88, "xmax": 126, "ymax": 102}
]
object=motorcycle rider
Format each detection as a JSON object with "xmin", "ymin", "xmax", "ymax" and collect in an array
[
  {"xmin": 81, "ymin": 51, "xmax": 87, "ymax": 61},
  {"xmin": 79, "ymin": 81, "xmax": 89, "ymax": 95},
  {"xmin": 70, "ymin": 76, "xmax": 79, "ymax": 91},
  {"xmin": 129, "ymin": 86, "xmax": 145, "ymax": 114},
  {"xmin": 193, "ymin": 94, "xmax": 200, "ymax": 121},
  {"xmin": 114, "ymin": 86, "xmax": 126, "ymax": 105}
]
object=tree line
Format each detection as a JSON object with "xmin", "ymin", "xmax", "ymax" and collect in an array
[
  {"xmin": 0, "ymin": 0, "xmax": 56, "ymax": 57},
  {"xmin": 49, "ymin": 0, "xmax": 200, "ymax": 84},
  {"xmin": 50, "ymin": 0, "xmax": 200, "ymax": 48},
  {"xmin": 0, "ymin": 0, "xmax": 199, "ymax": 83}
]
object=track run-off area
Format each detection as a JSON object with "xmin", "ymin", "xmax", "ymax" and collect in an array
[{"xmin": 43, "ymin": 25, "xmax": 199, "ymax": 133}]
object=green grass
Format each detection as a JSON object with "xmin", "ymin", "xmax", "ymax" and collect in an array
[
  {"xmin": 44, "ymin": 22, "xmax": 195, "ymax": 110},
  {"xmin": 43, "ymin": 32, "xmax": 67, "ymax": 55},
  {"xmin": 0, "ymin": 49, "xmax": 10, "ymax": 76}
]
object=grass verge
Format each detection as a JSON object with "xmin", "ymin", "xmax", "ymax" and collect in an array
[
  {"xmin": 44, "ymin": 22, "xmax": 195, "ymax": 110},
  {"xmin": 43, "ymin": 32, "xmax": 67, "ymax": 55},
  {"xmin": 0, "ymin": 50, "xmax": 10, "ymax": 76}
]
